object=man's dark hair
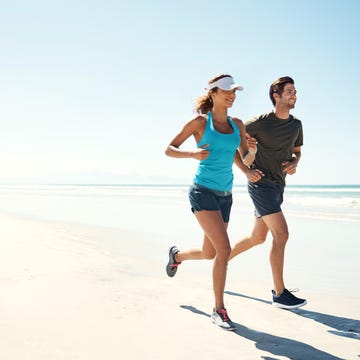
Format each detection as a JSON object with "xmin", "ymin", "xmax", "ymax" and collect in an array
[{"xmin": 269, "ymin": 76, "xmax": 294, "ymax": 106}]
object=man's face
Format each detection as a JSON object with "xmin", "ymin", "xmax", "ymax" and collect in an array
[{"xmin": 278, "ymin": 83, "xmax": 297, "ymax": 109}]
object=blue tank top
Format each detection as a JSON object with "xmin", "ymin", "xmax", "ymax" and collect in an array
[{"xmin": 193, "ymin": 112, "xmax": 241, "ymax": 191}]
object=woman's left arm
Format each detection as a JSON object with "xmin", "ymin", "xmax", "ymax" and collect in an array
[
  {"xmin": 233, "ymin": 118, "xmax": 256, "ymax": 166},
  {"xmin": 233, "ymin": 118, "xmax": 263, "ymax": 182}
]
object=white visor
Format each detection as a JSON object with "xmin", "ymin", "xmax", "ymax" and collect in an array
[{"xmin": 207, "ymin": 76, "xmax": 244, "ymax": 91}]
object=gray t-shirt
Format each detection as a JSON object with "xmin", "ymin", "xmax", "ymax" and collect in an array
[{"xmin": 245, "ymin": 111, "xmax": 303, "ymax": 185}]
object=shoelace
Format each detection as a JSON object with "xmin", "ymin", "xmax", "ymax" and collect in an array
[
  {"xmin": 218, "ymin": 308, "xmax": 230, "ymax": 322},
  {"xmin": 288, "ymin": 288, "xmax": 299, "ymax": 293}
]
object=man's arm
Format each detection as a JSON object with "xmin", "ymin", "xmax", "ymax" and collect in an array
[{"xmin": 282, "ymin": 146, "xmax": 301, "ymax": 175}]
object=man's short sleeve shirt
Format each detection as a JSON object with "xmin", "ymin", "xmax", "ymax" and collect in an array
[{"xmin": 245, "ymin": 111, "xmax": 303, "ymax": 185}]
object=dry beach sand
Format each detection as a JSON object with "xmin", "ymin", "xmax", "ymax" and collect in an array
[{"xmin": 0, "ymin": 207, "xmax": 359, "ymax": 360}]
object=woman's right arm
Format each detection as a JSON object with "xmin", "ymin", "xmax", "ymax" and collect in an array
[{"xmin": 165, "ymin": 116, "xmax": 210, "ymax": 160}]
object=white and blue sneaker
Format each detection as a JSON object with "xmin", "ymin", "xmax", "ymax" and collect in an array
[
  {"xmin": 211, "ymin": 308, "xmax": 236, "ymax": 331},
  {"xmin": 272, "ymin": 288, "xmax": 307, "ymax": 309}
]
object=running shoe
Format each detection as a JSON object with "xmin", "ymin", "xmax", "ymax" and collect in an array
[
  {"xmin": 211, "ymin": 308, "xmax": 236, "ymax": 331},
  {"xmin": 272, "ymin": 288, "xmax": 307, "ymax": 309},
  {"xmin": 166, "ymin": 246, "xmax": 181, "ymax": 277}
]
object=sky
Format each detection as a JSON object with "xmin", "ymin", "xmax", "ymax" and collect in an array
[{"xmin": 0, "ymin": 0, "xmax": 359, "ymax": 185}]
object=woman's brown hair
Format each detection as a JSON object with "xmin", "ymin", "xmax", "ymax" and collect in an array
[{"xmin": 194, "ymin": 74, "xmax": 232, "ymax": 114}]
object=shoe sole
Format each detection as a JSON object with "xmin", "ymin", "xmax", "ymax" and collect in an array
[
  {"xmin": 166, "ymin": 246, "xmax": 179, "ymax": 277},
  {"xmin": 211, "ymin": 317, "xmax": 236, "ymax": 331},
  {"xmin": 272, "ymin": 300, "xmax": 307, "ymax": 309}
]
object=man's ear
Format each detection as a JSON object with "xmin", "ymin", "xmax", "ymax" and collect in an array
[{"xmin": 273, "ymin": 92, "xmax": 280, "ymax": 103}]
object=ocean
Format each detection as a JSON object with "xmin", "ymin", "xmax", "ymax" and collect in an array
[{"xmin": 0, "ymin": 184, "xmax": 358, "ymax": 228}]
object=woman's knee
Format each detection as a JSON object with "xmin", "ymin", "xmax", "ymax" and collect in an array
[
  {"xmin": 273, "ymin": 230, "xmax": 289, "ymax": 244},
  {"xmin": 202, "ymin": 250, "xmax": 216, "ymax": 260},
  {"xmin": 215, "ymin": 244, "xmax": 231, "ymax": 260}
]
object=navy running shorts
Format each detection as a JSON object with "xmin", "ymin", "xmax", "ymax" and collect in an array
[
  {"xmin": 188, "ymin": 183, "xmax": 233, "ymax": 223},
  {"xmin": 248, "ymin": 178, "xmax": 284, "ymax": 218}
]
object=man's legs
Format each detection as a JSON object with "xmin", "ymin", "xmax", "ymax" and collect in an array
[
  {"xmin": 228, "ymin": 216, "xmax": 269, "ymax": 261},
  {"xmin": 260, "ymin": 211, "xmax": 288, "ymax": 295},
  {"xmin": 229, "ymin": 211, "xmax": 288, "ymax": 295}
]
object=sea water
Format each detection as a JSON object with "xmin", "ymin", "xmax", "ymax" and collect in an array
[{"xmin": 0, "ymin": 184, "xmax": 358, "ymax": 227}]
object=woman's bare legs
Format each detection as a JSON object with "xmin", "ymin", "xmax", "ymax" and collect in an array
[
  {"xmin": 174, "ymin": 233, "xmax": 216, "ymax": 262},
  {"xmin": 189, "ymin": 210, "xmax": 230, "ymax": 310}
]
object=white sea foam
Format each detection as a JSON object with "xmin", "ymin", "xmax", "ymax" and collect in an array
[{"xmin": 285, "ymin": 195, "xmax": 359, "ymax": 208}]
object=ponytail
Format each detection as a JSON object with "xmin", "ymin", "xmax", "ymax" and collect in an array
[
  {"xmin": 195, "ymin": 94, "xmax": 213, "ymax": 114},
  {"xmin": 194, "ymin": 74, "xmax": 232, "ymax": 114}
]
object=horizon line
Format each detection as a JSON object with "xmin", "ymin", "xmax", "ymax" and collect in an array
[{"xmin": 0, "ymin": 183, "xmax": 358, "ymax": 187}]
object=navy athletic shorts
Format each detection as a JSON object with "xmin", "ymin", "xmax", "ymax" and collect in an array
[
  {"xmin": 188, "ymin": 183, "xmax": 233, "ymax": 223},
  {"xmin": 248, "ymin": 178, "xmax": 284, "ymax": 218}
]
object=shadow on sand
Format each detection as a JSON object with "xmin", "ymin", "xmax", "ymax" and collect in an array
[
  {"xmin": 180, "ymin": 304, "xmax": 347, "ymax": 360},
  {"xmin": 225, "ymin": 290, "xmax": 360, "ymax": 340}
]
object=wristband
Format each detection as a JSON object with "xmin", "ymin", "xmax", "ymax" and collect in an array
[
  {"xmin": 248, "ymin": 146, "xmax": 257, "ymax": 155},
  {"xmin": 243, "ymin": 152, "xmax": 255, "ymax": 166}
]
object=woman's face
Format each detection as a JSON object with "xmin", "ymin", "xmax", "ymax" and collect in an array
[{"xmin": 211, "ymin": 88, "xmax": 237, "ymax": 108}]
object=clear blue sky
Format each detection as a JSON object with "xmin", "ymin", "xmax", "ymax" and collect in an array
[{"xmin": 0, "ymin": 0, "xmax": 359, "ymax": 185}]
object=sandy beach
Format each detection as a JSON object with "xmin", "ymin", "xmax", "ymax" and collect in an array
[{"xmin": 0, "ymin": 185, "xmax": 359, "ymax": 359}]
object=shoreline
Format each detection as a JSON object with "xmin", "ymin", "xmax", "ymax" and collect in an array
[{"xmin": 0, "ymin": 212, "xmax": 359, "ymax": 359}]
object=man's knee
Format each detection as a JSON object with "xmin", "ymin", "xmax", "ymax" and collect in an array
[{"xmin": 251, "ymin": 234, "xmax": 267, "ymax": 246}]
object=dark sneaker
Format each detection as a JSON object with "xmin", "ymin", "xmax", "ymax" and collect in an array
[
  {"xmin": 272, "ymin": 288, "xmax": 307, "ymax": 309},
  {"xmin": 166, "ymin": 246, "xmax": 181, "ymax": 277},
  {"xmin": 211, "ymin": 308, "xmax": 236, "ymax": 331}
]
